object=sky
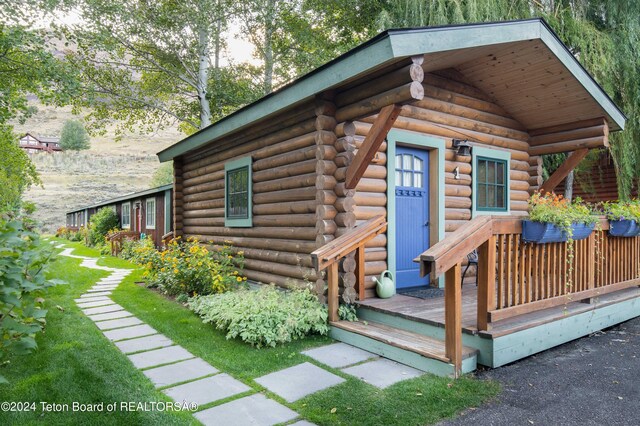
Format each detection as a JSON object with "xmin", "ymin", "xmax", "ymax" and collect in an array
[{"xmin": 49, "ymin": 7, "xmax": 259, "ymax": 66}]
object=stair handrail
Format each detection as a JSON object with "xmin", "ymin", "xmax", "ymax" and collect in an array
[
  {"xmin": 311, "ymin": 215, "xmax": 387, "ymax": 321},
  {"xmin": 413, "ymin": 215, "xmax": 494, "ymax": 279}
]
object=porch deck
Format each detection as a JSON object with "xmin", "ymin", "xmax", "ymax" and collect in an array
[{"xmin": 358, "ymin": 285, "xmax": 640, "ymax": 338}]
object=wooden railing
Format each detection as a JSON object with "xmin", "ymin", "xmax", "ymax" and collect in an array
[
  {"xmin": 416, "ymin": 216, "xmax": 640, "ymax": 377},
  {"xmin": 107, "ymin": 231, "xmax": 140, "ymax": 256},
  {"xmin": 311, "ymin": 215, "xmax": 387, "ymax": 322},
  {"xmin": 415, "ymin": 216, "xmax": 493, "ymax": 376},
  {"xmin": 488, "ymin": 218, "xmax": 640, "ymax": 322}
]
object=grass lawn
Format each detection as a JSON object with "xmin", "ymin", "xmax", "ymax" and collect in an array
[{"xmin": 1, "ymin": 239, "xmax": 499, "ymax": 425}]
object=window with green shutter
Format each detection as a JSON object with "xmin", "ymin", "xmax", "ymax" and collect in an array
[
  {"xmin": 475, "ymin": 156, "xmax": 508, "ymax": 212},
  {"xmin": 224, "ymin": 157, "xmax": 253, "ymax": 227}
]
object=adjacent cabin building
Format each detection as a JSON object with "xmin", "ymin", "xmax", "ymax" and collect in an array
[
  {"xmin": 158, "ymin": 19, "xmax": 637, "ymax": 377},
  {"xmin": 556, "ymin": 149, "xmax": 636, "ymax": 202},
  {"xmin": 66, "ymin": 184, "xmax": 173, "ymax": 247},
  {"xmin": 19, "ymin": 133, "xmax": 63, "ymax": 153}
]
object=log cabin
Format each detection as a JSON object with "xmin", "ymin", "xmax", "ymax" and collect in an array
[
  {"xmin": 66, "ymin": 184, "xmax": 173, "ymax": 247},
  {"xmin": 158, "ymin": 19, "xmax": 637, "ymax": 377},
  {"xmin": 556, "ymin": 149, "xmax": 637, "ymax": 202}
]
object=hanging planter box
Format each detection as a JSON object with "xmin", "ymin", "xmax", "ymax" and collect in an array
[
  {"xmin": 522, "ymin": 220, "xmax": 595, "ymax": 244},
  {"xmin": 608, "ymin": 219, "xmax": 640, "ymax": 237}
]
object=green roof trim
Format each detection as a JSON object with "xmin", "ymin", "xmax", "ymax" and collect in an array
[
  {"xmin": 66, "ymin": 184, "xmax": 173, "ymax": 214},
  {"xmin": 157, "ymin": 18, "xmax": 625, "ymax": 162}
]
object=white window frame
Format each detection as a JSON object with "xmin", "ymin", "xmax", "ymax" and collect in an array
[
  {"xmin": 121, "ymin": 202, "xmax": 131, "ymax": 229},
  {"xmin": 145, "ymin": 197, "xmax": 156, "ymax": 229}
]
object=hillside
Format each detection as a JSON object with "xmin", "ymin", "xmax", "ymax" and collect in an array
[{"xmin": 13, "ymin": 102, "xmax": 183, "ymax": 232}]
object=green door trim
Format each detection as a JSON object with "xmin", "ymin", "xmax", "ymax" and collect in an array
[{"xmin": 387, "ymin": 129, "xmax": 445, "ymax": 288}]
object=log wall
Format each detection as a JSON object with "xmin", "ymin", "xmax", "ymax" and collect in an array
[
  {"xmin": 334, "ymin": 68, "xmax": 533, "ymax": 297},
  {"xmin": 178, "ymin": 100, "xmax": 322, "ymax": 290}
]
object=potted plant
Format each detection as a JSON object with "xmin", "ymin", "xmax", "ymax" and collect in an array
[
  {"xmin": 522, "ymin": 192, "xmax": 597, "ymax": 243},
  {"xmin": 599, "ymin": 200, "xmax": 640, "ymax": 237}
]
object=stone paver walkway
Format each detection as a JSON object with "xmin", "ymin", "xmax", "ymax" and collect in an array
[
  {"xmin": 59, "ymin": 246, "xmax": 307, "ymax": 426},
  {"xmin": 60, "ymin": 244, "xmax": 426, "ymax": 425}
]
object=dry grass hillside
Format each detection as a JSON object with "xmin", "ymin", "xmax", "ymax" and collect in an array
[{"xmin": 13, "ymin": 102, "xmax": 183, "ymax": 232}]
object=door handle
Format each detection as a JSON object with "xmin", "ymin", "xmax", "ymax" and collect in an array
[{"xmin": 424, "ymin": 221, "xmax": 429, "ymax": 226}]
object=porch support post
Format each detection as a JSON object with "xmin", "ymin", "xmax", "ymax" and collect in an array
[
  {"xmin": 477, "ymin": 235, "xmax": 496, "ymax": 331},
  {"xmin": 327, "ymin": 262, "xmax": 339, "ymax": 322},
  {"xmin": 345, "ymin": 104, "xmax": 402, "ymax": 189},
  {"xmin": 539, "ymin": 148, "xmax": 589, "ymax": 193},
  {"xmin": 445, "ymin": 262, "xmax": 462, "ymax": 378}
]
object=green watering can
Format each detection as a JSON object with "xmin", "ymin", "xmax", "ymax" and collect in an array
[{"xmin": 374, "ymin": 270, "xmax": 395, "ymax": 299}]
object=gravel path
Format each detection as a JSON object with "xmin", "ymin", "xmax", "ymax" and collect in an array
[{"xmin": 441, "ymin": 317, "xmax": 640, "ymax": 426}]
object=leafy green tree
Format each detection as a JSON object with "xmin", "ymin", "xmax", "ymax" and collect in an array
[
  {"xmin": 0, "ymin": 125, "xmax": 40, "ymax": 212},
  {"xmin": 60, "ymin": 0, "xmax": 243, "ymax": 135},
  {"xmin": 88, "ymin": 207, "xmax": 119, "ymax": 246},
  {"xmin": 0, "ymin": 214, "xmax": 62, "ymax": 383},
  {"xmin": 150, "ymin": 162, "xmax": 174, "ymax": 187},
  {"xmin": 60, "ymin": 120, "xmax": 90, "ymax": 151},
  {"xmin": 376, "ymin": 0, "xmax": 640, "ymax": 200}
]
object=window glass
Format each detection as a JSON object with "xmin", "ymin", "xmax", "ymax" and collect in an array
[
  {"xmin": 122, "ymin": 203, "xmax": 131, "ymax": 228},
  {"xmin": 146, "ymin": 199, "xmax": 156, "ymax": 228},
  {"xmin": 227, "ymin": 166, "xmax": 249, "ymax": 219},
  {"xmin": 414, "ymin": 172, "xmax": 423, "ymax": 188},
  {"xmin": 476, "ymin": 156, "xmax": 507, "ymax": 211}
]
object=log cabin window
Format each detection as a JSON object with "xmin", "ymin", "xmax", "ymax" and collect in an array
[
  {"xmin": 472, "ymin": 147, "xmax": 511, "ymax": 216},
  {"xmin": 476, "ymin": 157, "xmax": 507, "ymax": 211},
  {"xmin": 122, "ymin": 202, "xmax": 131, "ymax": 229},
  {"xmin": 224, "ymin": 156, "xmax": 253, "ymax": 227},
  {"xmin": 146, "ymin": 198, "xmax": 156, "ymax": 229}
]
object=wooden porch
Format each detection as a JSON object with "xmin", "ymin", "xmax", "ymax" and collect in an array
[
  {"xmin": 358, "ymin": 285, "xmax": 640, "ymax": 339},
  {"xmin": 313, "ymin": 215, "xmax": 640, "ymax": 377}
]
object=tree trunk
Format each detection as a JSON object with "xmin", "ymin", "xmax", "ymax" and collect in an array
[
  {"xmin": 198, "ymin": 28, "xmax": 212, "ymax": 129},
  {"xmin": 262, "ymin": 0, "xmax": 276, "ymax": 94},
  {"xmin": 564, "ymin": 170, "xmax": 574, "ymax": 201}
]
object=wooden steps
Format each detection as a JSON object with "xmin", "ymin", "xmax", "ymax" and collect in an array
[{"xmin": 331, "ymin": 320, "xmax": 477, "ymax": 366}]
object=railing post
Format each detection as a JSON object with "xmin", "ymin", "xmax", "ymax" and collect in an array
[
  {"xmin": 445, "ymin": 262, "xmax": 462, "ymax": 378},
  {"xmin": 477, "ymin": 235, "xmax": 496, "ymax": 331},
  {"xmin": 327, "ymin": 262, "xmax": 339, "ymax": 322},
  {"xmin": 355, "ymin": 243, "xmax": 365, "ymax": 300}
]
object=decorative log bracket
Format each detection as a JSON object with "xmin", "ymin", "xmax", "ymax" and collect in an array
[
  {"xmin": 345, "ymin": 104, "xmax": 402, "ymax": 189},
  {"xmin": 539, "ymin": 148, "xmax": 589, "ymax": 193}
]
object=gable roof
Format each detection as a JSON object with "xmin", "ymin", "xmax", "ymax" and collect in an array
[{"xmin": 157, "ymin": 18, "xmax": 625, "ymax": 162}]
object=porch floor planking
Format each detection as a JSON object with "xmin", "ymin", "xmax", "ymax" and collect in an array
[{"xmin": 358, "ymin": 286, "xmax": 640, "ymax": 338}]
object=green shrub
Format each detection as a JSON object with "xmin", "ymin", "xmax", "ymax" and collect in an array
[
  {"xmin": 188, "ymin": 285, "xmax": 329, "ymax": 348},
  {"xmin": 122, "ymin": 237, "xmax": 244, "ymax": 296},
  {"xmin": 0, "ymin": 214, "xmax": 63, "ymax": 383},
  {"xmin": 88, "ymin": 208, "xmax": 119, "ymax": 246}
]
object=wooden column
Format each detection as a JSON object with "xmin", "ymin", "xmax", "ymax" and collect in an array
[
  {"xmin": 327, "ymin": 262, "xmax": 339, "ymax": 322},
  {"xmin": 477, "ymin": 236, "xmax": 497, "ymax": 331},
  {"xmin": 445, "ymin": 262, "xmax": 462, "ymax": 378},
  {"xmin": 314, "ymin": 93, "xmax": 338, "ymax": 302},
  {"xmin": 333, "ymin": 121, "xmax": 359, "ymax": 302},
  {"xmin": 173, "ymin": 157, "xmax": 184, "ymax": 238}
]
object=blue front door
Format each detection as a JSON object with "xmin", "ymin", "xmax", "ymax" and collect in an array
[{"xmin": 395, "ymin": 147, "xmax": 430, "ymax": 289}]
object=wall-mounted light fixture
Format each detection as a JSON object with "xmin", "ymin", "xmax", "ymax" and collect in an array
[{"xmin": 452, "ymin": 139, "xmax": 472, "ymax": 157}]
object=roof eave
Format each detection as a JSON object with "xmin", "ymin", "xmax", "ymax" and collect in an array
[{"xmin": 66, "ymin": 184, "xmax": 173, "ymax": 214}]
